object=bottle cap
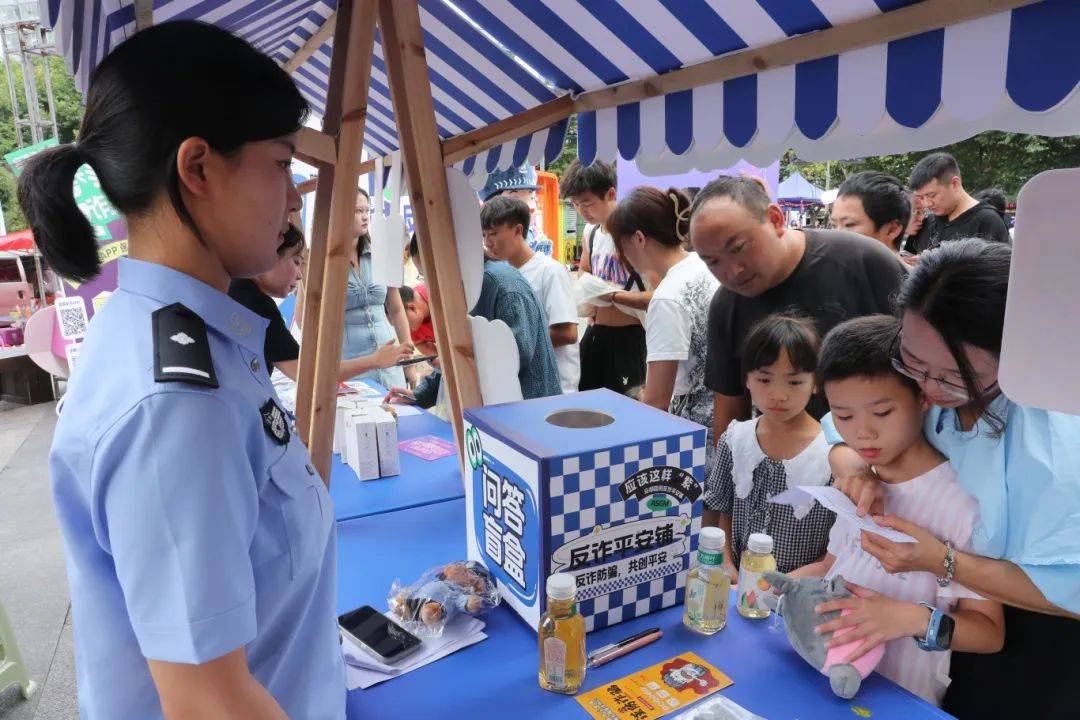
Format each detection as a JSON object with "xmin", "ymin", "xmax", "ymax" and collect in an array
[
  {"xmin": 699, "ymin": 526, "xmax": 726, "ymax": 552},
  {"xmin": 748, "ymin": 533, "xmax": 773, "ymax": 554},
  {"xmin": 547, "ymin": 573, "xmax": 577, "ymax": 601}
]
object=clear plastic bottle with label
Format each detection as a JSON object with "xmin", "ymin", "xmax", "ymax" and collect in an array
[
  {"xmin": 683, "ymin": 526, "xmax": 731, "ymax": 635},
  {"xmin": 737, "ymin": 533, "xmax": 778, "ymax": 619},
  {"xmin": 538, "ymin": 573, "xmax": 586, "ymax": 694}
]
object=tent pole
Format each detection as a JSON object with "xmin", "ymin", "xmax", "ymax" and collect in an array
[
  {"xmin": 379, "ymin": 0, "xmax": 482, "ymax": 460},
  {"xmin": 284, "ymin": 12, "xmax": 337, "ymax": 75},
  {"xmin": 295, "ymin": 5, "xmax": 353, "ymax": 443},
  {"xmin": 306, "ymin": 0, "xmax": 380, "ymax": 483},
  {"xmin": 133, "ymin": 0, "xmax": 153, "ymax": 32}
]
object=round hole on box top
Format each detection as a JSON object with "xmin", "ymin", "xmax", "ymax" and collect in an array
[{"xmin": 545, "ymin": 409, "xmax": 614, "ymax": 429}]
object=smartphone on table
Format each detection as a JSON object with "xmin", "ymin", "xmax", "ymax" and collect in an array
[{"xmin": 339, "ymin": 605, "xmax": 423, "ymax": 664}]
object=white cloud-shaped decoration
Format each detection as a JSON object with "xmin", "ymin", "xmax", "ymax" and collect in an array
[
  {"xmin": 1001, "ymin": 168, "xmax": 1080, "ymax": 414},
  {"xmin": 446, "ymin": 167, "xmax": 484, "ymax": 309},
  {"xmin": 371, "ymin": 151, "xmax": 406, "ymax": 288},
  {"xmin": 469, "ymin": 315, "xmax": 522, "ymax": 406}
]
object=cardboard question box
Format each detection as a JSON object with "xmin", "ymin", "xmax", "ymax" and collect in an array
[{"xmin": 463, "ymin": 390, "xmax": 707, "ymax": 632}]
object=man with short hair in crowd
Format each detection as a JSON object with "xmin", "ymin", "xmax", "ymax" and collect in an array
[
  {"xmin": 481, "ymin": 195, "xmax": 580, "ymax": 394},
  {"xmin": 976, "ymin": 187, "xmax": 1010, "ymax": 226},
  {"xmin": 560, "ymin": 159, "xmax": 651, "ymax": 395},
  {"xmin": 907, "ymin": 153, "xmax": 1010, "ymax": 252},
  {"xmin": 479, "ymin": 164, "xmax": 554, "ymax": 256},
  {"xmin": 690, "ymin": 176, "xmax": 906, "ymax": 442},
  {"xmin": 385, "ymin": 235, "xmax": 561, "ymax": 408},
  {"xmin": 830, "ymin": 171, "xmax": 911, "ymax": 254},
  {"xmin": 398, "ymin": 285, "xmax": 437, "ymax": 358}
]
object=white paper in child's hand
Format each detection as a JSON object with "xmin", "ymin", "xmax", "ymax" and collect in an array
[{"xmin": 770, "ymin": 486, "xmax": 916, "ymax": 543}]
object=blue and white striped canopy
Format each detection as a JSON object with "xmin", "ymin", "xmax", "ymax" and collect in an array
[{"xmin": 41, "ymin": 0, "xmax": 1080, "ymax": 181}]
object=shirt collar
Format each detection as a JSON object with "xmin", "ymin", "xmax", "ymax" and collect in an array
[{"xmin": 118, "ymin": 257, "xmax": 268, "ymax": 357}]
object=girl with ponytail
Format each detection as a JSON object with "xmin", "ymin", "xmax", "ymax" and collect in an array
[
  {"xmin": 607, "ymin": 186, "xmax": 720, "ymax": 434},
  {"xmin": 27, "ymin": 21, "xmax": 346, "ymax": 720}
]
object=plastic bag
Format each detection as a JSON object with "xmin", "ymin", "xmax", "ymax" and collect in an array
[
  {"xmin": 388, "ymin": 561, "xmax": 501, "ymax": 638},
  {"xmin": 672, "ymin": 695, "xmax": 767, "ymax": 720}
]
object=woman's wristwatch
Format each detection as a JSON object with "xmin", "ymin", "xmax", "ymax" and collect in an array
[
  {"xmin": 937, "ymin": 541, "xmax": 956, "ymax": 588},
  {"xmin": 915, "ymin": 602, "xmax": 955, "ymax": 652}
]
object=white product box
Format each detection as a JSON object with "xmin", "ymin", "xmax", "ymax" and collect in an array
[
  {"xmin": 335, "ymin": 397, "xmax": 373, "ymax": 455},
  {"xmin": 344, "ymin": 408, "xmax": 380, "ymax": 481},
  {"xmin": 373, "ymin": 409, "xmax": 400, "ymax": 477}
]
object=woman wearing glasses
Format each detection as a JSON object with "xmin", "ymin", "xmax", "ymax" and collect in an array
[
  {"xmin": 826, "ymin": 238, "xmax": 1079, "ymax": 718},
  {"xmin": 340, "ymin": 189, "xmax": 416, "ymax": 387}
]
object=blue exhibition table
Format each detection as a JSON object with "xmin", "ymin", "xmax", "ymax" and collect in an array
[
  {"xmin": 328, "ymin": 397, "xmax": 463, "ymax": 522},
  {"xmin": 336, "ymin": 499, "xmax": 952, "ymax": 720}
]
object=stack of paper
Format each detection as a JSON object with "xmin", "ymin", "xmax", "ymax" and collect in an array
[{"xmin": 342, "ymin": 614, "xmax": 487, "ymax": 690}]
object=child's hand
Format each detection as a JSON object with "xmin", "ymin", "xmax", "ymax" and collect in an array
[
  {"xmin": 384, "ymin": 387, "xmax": 416, "ymax": 405},
  {"xmin": 722, "ymin": 561, "xmax": 739, "ymax": 584},
  {"xmin": 813, "ymin": 583, "xmax": 928, "ymax": 663},
  {"xmin": 834, "ymin": 468, "xmax": 885, "ymax": 517}
]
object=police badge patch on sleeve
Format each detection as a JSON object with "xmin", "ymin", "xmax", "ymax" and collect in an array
[{"xmin": 260, "ymin": 399, "xmax": 290, "ymax": 445}]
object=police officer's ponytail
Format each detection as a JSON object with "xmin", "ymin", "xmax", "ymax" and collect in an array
[
  {"xmin": 17, "ymin": 143, "xmax": 98, "ymax": 281},
  {"xmin": 18, "ymin": 20, "xmax": 308, "ymax": 283}
]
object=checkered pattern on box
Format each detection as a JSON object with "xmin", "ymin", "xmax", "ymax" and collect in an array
[{"xmin": 548, "ymin": 434, "xmax": 707, "ymax": 632}]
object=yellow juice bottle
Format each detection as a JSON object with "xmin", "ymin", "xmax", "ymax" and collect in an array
[
  {"xmin": 737, "ymin": 533, "xmax": 777, "ymax": 619},
  {"xmin": 683, "ymin": 526, "xmax": 730, "ymax": 635},
  {"xmin": 538, "ymin": 573, "xmax": 586, "ymax": 694}
]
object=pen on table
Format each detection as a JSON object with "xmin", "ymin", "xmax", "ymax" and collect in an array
[{"xmin": 587, "ymin": 628, "xmax": 662, "ymax": 668}]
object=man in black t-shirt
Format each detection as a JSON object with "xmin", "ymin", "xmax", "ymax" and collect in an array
[
  {"xmin": 907, "ymin": 153, "xmax": 1010, "ymax": 253},
  {"xmin": 689, "ymin": 176, "xmax": 906, "ymax": 442}
]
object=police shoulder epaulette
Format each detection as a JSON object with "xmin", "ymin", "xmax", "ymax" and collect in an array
[{"xmin": 151, "ymin": 303, "xmax": 219, "ymax": 388}]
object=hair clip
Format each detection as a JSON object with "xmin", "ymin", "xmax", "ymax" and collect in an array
[{"xmin": 670, "ymin": 192, "xmax": 691, "ymax": 243}]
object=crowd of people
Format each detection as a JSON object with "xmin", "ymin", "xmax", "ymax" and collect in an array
[
  {"xmin": 16, "ymin": 19, "xmax": 1076, "ymax": 720},
  {"xmin": 355, "ymin": 153, "xmax": 1067, "ymax": 716}
]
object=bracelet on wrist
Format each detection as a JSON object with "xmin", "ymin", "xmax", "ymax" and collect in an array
[{"xmin": 937, "ymin": 541, "xmax": 955, "ymax": 588}]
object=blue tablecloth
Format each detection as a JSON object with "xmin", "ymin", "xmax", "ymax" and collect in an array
[
  {"xmin": 337, "ymin": 499, "xmax": 952, "ymax": 720},
  {"xmin": 329, "ymin": 406, "xmax": 463, "ymax": 521}
]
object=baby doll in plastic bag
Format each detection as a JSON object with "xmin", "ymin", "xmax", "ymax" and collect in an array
[{"xmin": 389, "ymin": 561, "xmax": 500, "ymax": 637}]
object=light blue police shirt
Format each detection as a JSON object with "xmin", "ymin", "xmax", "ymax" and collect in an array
[
  {"xmin": 822, "ymin": 393, "xmax": 1080, "ymax": 613},
  {"xmin": 50, "ymin": 258, "xmax": 345, "ymax": 719}
]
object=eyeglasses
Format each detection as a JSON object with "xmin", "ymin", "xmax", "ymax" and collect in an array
[
  {"xmin": 890, "ymin": 357, "xmax": 973, "ymax": 399},
  {"xmin": 890, "ymin": 330, "xmax": 998, "ymax": 401}
]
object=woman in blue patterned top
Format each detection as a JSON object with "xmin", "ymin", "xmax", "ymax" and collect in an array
[{"xmin": 341, "ymin": 189, "xmax": 416, "ymax": 388}]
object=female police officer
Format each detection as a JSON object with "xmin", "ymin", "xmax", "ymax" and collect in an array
[{"xmin": 19, "ymin": 22, "xmax": 344, "ymax": 719}]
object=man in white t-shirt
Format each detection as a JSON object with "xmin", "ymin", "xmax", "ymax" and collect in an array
[
  {"xmin": 481, "ymin": 195, "xmax": 579, "ymax": 393},
  {"xmin": 790, "ymin": 316, "xmax": 1004, "ymax": 707},
  {"xmin": 561, "ymin": 159, "xmax": 651, "ymax": 394}
]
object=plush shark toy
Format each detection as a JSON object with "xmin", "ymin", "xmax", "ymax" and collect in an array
[{"xmin": 762, "ymin": 571, "xmax": 885, "ymax": 699}]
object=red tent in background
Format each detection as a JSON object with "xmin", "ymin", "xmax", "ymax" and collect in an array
[{"xmin": 0, "ymin": 229, "xmax": 35, "ymax": 253}]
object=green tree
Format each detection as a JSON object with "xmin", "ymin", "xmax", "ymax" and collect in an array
[
  {"xmin": 0, "ymin": 55, "xmax": 85, "ymax": 233},
  {"xmin": 782, "ymin": 132, "xmax": 1080, "ymax": 199},
  {"xmin": 546, "ymin": 114, "xmax": 578, "ymax": 178}
]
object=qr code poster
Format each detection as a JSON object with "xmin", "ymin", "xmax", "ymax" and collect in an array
[{"xmin": 56, "ymin": 296, "xmax": 90, "ymax": 341}]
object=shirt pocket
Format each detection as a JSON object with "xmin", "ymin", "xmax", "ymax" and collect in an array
[{"xmin": 264, "ymin": 440, "xmax": 332, "ymax": 580}]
